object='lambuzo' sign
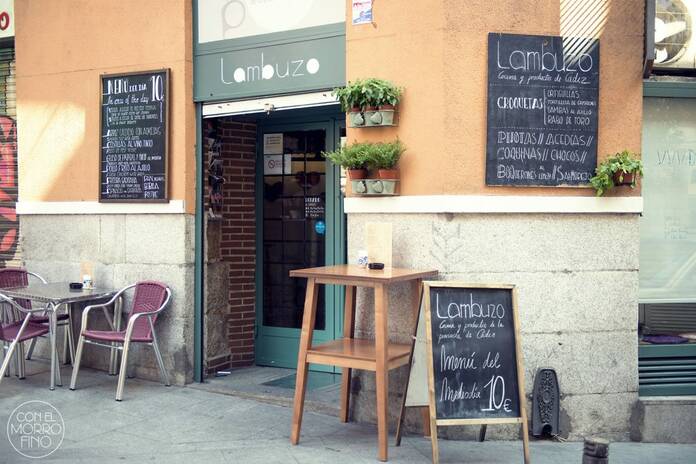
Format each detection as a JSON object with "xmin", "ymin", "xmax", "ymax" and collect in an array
[
  {"xmin": 195, "ymin": 35, "xmax": 345, "ymax": 101},
  {"xmin": 221, "ymin": 53, "xmax": 321, "ymax": 85}
]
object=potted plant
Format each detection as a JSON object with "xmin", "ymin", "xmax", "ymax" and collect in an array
[
  {"xmin": 322, "ymin": 142, "xmax": 370, "ymax": 179},
  {"xmin": 369, "ymin": 139, "xmax": 405, "ymax": 179},
  {"xmin": 375, "ymin": 80, "xmax": 402, "ymax": 126},
  {"xmin": 361, "ymin": 78, "xmax": 402, "ymax": 126},
  {"xmin": 589, "ymin": 150, "xmax": 644, "ymax": 196},
  {"xmin": 333, "ymin": 82, "xmax": 366, "ymax": 127},
  {"xmin": 333, "ymin": 78, "xmax": 402, "ymax": 127}
]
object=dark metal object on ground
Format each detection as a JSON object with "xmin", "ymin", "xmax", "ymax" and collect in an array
[
  {"xmin": 477, "ymin": 425, "xmax": 487, "ymax": 442},
  {"xmin": 582, "ymin": 437, "xmax": 609, "ymax": 464},
  {"xmin": 531, "ymin": 368, "xmax": 560, "ymax": 437}
]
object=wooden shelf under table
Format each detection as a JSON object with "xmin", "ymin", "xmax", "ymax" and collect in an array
[{"xmin": 306, "ymin": 338, "xmax": 412, "ymax": 371}]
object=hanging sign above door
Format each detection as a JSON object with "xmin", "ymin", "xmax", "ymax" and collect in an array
[{"xmin": 485, "ymin": 33, "xmax": 600, "ymax": 187}]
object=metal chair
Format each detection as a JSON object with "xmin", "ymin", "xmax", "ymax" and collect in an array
[
  {"xmin": 70, "ymin": 281, "xmax": 171, "ymax": 401},
  {"xmin": 0, "ymin": 268, "xmax": 75, "ymax": 370},
  {"xmin": 0, "ymin": 293, "xmax": 62, "ymax": 387}
]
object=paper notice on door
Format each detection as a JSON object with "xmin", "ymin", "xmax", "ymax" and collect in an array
[
  {"xmin": 366, "ymin": 222, "xmax": 392, "ymax": 267},
  {"xmin": 264, "ymin": 155, "xmax": 283, "ymax": 175},
  {"xmin": 263, "ymin": 133, "xmax": 283, "ymax": 154}
]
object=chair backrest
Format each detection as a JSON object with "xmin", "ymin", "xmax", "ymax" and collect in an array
[
  {"xmin": 128, "ymin": 281, "xmax": 170, "ymax": 340},
  {"xmin": 0, "ymin": 268, "xmax": 31, "ymax": 310}
]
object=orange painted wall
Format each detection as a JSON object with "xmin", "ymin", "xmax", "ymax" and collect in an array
[
  {"xmin": 346, "ymin": 0, "xmax": 643, "ymax": 196},
  {"xmin": 15, "ymin": 0, "xmax": 196, "ymax": 212}
]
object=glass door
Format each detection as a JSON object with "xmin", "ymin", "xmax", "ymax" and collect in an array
[{"xmin": 255, "ymin": 120, "xmax": 344, "ymax": 369}]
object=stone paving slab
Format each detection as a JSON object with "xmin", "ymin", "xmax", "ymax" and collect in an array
[{"xmin": 0, "ymin": 364, "xmax": 694, "ymax": 463}]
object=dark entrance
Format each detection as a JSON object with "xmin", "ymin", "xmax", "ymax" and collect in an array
[{"xmin": 256, "ymin": 115, "xmax": 346, "ymax": 369}]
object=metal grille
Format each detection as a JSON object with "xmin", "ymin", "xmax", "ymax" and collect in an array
[
  {"xmin": 642, "ymin": 303, "xmax": 696, "ymax": 334},
  {"xmin": 639, "ymin": 344, "xmax": 696, "ymax": 396},
  {"xmin": 0, "ymin": 47, "xmax": 19, "ymax": 268}
]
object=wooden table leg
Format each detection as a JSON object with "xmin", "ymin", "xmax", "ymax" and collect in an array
[
  {"xmin": 374, "ymin": 283, "xmax": 389, "ymax": 461},
  {"xmin": 340, "ymin": 285, "xmax": 356, "ymax": 423},
  {"xmin": 291, "ymin": 277, "xmax": 319, "ymax": 445}
]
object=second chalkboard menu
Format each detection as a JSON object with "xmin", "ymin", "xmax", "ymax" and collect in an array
[
  {"xmin": 486, "ymin": 33, "xmax": 600, "ymax": 187},
  {"xmin": 429, "ymin": 285, "xmax": 521, "ymax": 420},
  {"xmin": 398, "ymin": 282, "xmax": 530, "ymax": 464},
  {"xmin": 100, "ymin": 69, "xmax": 169, "ymax": 202}
]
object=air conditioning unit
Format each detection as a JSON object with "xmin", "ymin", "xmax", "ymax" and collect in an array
[{"xmin": 654, "ymin": 0, "xmax": 696, "ymax": 70}]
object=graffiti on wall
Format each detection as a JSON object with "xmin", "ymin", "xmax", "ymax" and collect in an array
[{"xmin": 0, "ymin": 115, "xmax": 18, "ymax": 264}]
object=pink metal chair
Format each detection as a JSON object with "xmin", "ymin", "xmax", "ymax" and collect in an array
[
  {"xmin": 0, "ymin": 292, "xmax": 62, "ymax": 387},
  {"xmin": 0, "ymin": 268, "xmax": 75, "ymax": 377},
  {"xmin": 70, "ymin": 281, "xmax": 171, "ymax": 401}
]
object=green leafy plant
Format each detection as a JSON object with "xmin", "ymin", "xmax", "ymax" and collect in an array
[
  {"xmin": 589, "ymin": 150, "xmax": 644, "ymax": 196},
  {"xmin": 360, "ymin": 78, "xmax": 403, "ymax": 107},
  {"xmin": 333, "ymin": 78, "xmax": 403, "ymax": 111},
  {"xmin": 322, "ymin": 142, "xmax": 371, "ymax": 170},
  {"xmin": 369, "ymin": 139, "xmax": 406, "ymax": 170},
  {"xmin": 333, "ymin": 83, "xmax": 365, "ymax": 112}
]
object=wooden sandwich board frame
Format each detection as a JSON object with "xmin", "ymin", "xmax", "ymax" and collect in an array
[{"xmin": 396, "ymin": 282, "xmax": 530, "ymax": 464}]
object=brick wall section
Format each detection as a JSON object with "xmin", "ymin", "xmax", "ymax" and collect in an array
[{"xmin": 205, "ymin": 118, "xmax": 257, "ymax": 371}]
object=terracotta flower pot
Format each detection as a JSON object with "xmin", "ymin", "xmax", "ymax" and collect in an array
[
  {"xmin": 613, "ymin": 171, "xmax": 636, "ymax": 186},
  {"xmin": 378, "ymin": 169, "xmax": 399, "ymax": 179},
  {"xmin": 347, "ymin": 168, "xmax": 368, "ymax": 180}
]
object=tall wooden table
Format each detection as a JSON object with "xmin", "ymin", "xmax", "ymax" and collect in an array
[{"xmin": 289, "ymin": 265, "xmax": 438, "ymax": 462}]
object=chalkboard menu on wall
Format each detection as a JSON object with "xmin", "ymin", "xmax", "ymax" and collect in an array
[
  {"xmin": 486, "ymin": 33, "xmax": 600, "ymax": 186},
  {"xmin": 100, "ymin": 69, "xmax": 169, "ymax": 202},
  {"xmin": 429, "ymin": 285, "xmax": 521, "ymax": 420}
]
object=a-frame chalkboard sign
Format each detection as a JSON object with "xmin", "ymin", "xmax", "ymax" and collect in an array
[{"xmin": 396, "ymin": 282, "xmax": 530, "ymax": 464}]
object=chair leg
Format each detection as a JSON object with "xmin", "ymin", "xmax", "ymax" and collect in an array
[
  {"xmin": 0, "ymin": 331, "xmax": 25, "ymax": 386},
  {"xmin": 53, "ymin": 343, "xmax": 62, "ymax": 387},
  {"xmin": 126, "ymin": 345, "xmax": 136, "ymax": 379},
  {"xmin": 115, "ymin": 339, "xmax": 131, "ymax": 401},
  {"xmin": 69, "ymin": 335, "xmax": 86, "ymax": 391},
  {"xmin": 1, "ymin": 342, "xmax": 9, "ymax": 377},
  {"xmin": 16, "ymin": 342, "xmax": 25, "ymax": 379},
  {"xmin": 0, "ymin": 345, "xmax": 15, "ymax": 386},
  {"xmin": 62, "ymin": 323, "xmax": 69, "ymax": 364},
  {"xmin": 151, "ymin": 331, "xmax": 170, "ymax": 387},
  {"xmin": 25, "ymin": 338, "xmax": 37, "ymax": 361},
  {"xmin": 66, "ymin": 315, "xmax": 76, "ymax": 365}
]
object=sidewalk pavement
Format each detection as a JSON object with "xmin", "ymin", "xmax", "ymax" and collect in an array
[{"xmin": 0, "ymin": 365, "xmax": 694, "ymax": 463}]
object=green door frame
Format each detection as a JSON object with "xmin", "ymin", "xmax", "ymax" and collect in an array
[
  {"xmin": 194, "ymin": 102, "xmax": 204, "ymax": 382},
  {"xmin": 254, "ymin": 111, "xmax": 346, "ymax": 369},
  {"xmin": 640, "ymin": 79, "xmax": 696, "ymax": 396}
]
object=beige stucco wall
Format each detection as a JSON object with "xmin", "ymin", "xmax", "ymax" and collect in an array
[
  {"xmin": 345, "ymin": 0, "xmax": 643, "ymax": 196},
  {"xmin": 13, "ymin": 1, "xmax": 197, "ymax": 384},
  {"xmin": 15, "ymin": 0, "xmax": 196, "ymax": 212},
  {"xmin": 343, "ymin": 0, "xmax": 644, "ymax": 441}
]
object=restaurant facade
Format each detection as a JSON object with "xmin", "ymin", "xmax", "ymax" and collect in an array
[{"xmin": 12, "ymin": 0, "xmax": 695, "ymax": 443}]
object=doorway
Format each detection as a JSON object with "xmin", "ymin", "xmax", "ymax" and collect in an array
[
  {"xmin": 201, "ymin": 106, "xmax": 346, "ymax": 377},
  {"xmin": 255, "ymin": 116, "xmax": 346, "ymax": 369}
]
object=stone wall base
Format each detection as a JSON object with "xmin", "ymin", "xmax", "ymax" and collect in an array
[
  {"xmin": 631, "ymin": 396, "xmax": 696, "ymax": 443},
  {"xmin": 19, "ymin": 213, "xmax": 195, "ymax": 385},
  {"xmin": 347, "ymin": 212, "xmax": 640, "ymax": 441}
]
